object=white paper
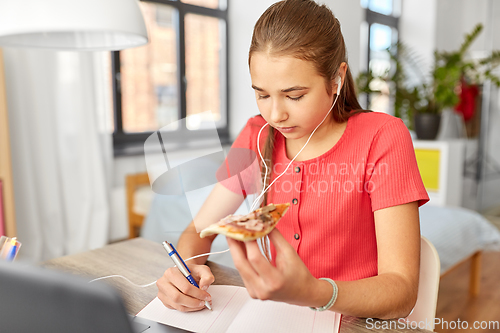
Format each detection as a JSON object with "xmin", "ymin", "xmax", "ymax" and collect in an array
[
  {"xmin": 136, "ymin": 285, "xmax": 341, "ymax": 333},
  {"xmin": 226, "ymin": 297, "xmax": 341, "ymax": 333}
]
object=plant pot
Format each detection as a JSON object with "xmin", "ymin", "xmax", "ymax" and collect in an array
[{"xmin": 414, "ymin": 113, "xmax": 441, "ymax": 140}]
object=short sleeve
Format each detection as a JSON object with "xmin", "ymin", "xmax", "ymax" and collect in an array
[
  {"xmin": 216, "ymin": 116, "xmax": 267, "ymax": 196},
  {"xmin": 366, "ymin": 118, "xmax": 429, "ymax": 211}
]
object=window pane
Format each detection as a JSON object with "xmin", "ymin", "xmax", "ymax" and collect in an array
[
  {"xmin": 120, "ymin": 2, "xmax": 179, "ymax": 133},
  {"xmin": 185, "ymin": 14, "xmax": 226, "ymax": 130},
  {"xmin": 368, "ymin": 0, "xmax": 393, "ymax": 15},
  {"xmin": 181, "ymin": 0, "xmax": 221, "ymax": 10},
  {"xmin": 369, "ymin": 23, "xmax": 398, "ymax": 113},
  {"xmin": 370, "ymin": 23, "xmax": 392, "ymax": 53}
]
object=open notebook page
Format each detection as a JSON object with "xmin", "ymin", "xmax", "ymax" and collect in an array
[
  {"xmin": 226, "ymin": 295, "xmax": 341, "ymax": 333},
  {"xmin": 136, "ymin": 285, "xmax": 341, "ymax": 333}
]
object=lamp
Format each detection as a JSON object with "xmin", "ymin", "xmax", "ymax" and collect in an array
[{"xmin": 0, "ymin": 0, "xmax": 148, "ymax": 51}]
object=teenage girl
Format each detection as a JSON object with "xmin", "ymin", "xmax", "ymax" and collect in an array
[{"xmin": 156, "ymin": 0, "xmax": 429, "ymax": 319}]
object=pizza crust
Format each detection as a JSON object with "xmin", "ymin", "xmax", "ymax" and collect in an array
[{"xmin": 199, "ymin": 203, "xmax": 290, "ymax": 241}]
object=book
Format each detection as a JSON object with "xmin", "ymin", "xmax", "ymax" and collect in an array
[
  {"xmin": 0, "ymin": 180, "xmax": 5, "ymax": 237},
  {"xmin": 137, "ymin": 285, "xmax": 342, "ymax": 333}
]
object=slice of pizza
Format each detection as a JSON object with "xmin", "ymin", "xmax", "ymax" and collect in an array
[{"xmin": 199, "ymin": 203, "xmax": 290, "ymax": 241}]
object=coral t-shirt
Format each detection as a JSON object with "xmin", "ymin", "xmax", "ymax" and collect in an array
[{"xmin": 218, "ymin": 111, "xmax": 429, "ymax": 281}]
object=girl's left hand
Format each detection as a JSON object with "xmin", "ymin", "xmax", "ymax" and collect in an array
[{"xmin": 227, "ymin": 229, "xmax": 324, "ymax": 307}]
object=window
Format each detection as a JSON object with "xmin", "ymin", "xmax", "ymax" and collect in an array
[
  {"xmin": 361, "ymin": 0, "xmax": 400, "ymax": 113},
  {"xmin": 112, "ymin": 0, "xmax": 229, "ymax": 155}
]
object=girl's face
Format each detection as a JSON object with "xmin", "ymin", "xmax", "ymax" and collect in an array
[{"xmin": 249, "ymin": 52, "xmax": 340, "ymax": 141}]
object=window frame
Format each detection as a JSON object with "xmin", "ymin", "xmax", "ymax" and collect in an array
[
  {"xmin": 112, "ymin": 0, "xmax": 230, "ymax": 156},
  {"xmin": 363, "ymin": 3, "xmax": 400, "ymax": 108}
]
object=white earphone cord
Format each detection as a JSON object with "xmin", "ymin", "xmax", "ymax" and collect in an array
[
  {"xmin": 91, "ymin": 79, "xmax": 342, "ymax": 288},
  {"xmin": 88, "ymin": 248, "xmax": 230, "ymax": 287},
  {"xmin": 251, "ymin": 79, "xmax": 341, "ymax": 259}
]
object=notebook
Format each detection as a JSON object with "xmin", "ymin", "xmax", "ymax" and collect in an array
[{"xmin": 137, "ymin": 285, "xmax": 342, "ymax": 333}]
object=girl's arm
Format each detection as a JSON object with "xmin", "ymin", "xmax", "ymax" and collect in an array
[
  {"xmin": 176, "ymin": 182, "xmax": 246, "ymax": 264},
  {"xmin": 156, "ymin": 182, "xmax": 245, "ymax": 311},
  {"xmin": 322, "ymin": 201, "xmax": 420, "ymax": 319},
  {"xmin": 227, "ymin": 201, "xmax": 420, "ymax": 319}
]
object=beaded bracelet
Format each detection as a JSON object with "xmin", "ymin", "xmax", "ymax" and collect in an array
[{"xmin": 309, "ymin": 278, "xmax": 338, "ymax": 311}]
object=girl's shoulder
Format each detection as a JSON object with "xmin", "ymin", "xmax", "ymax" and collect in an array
[
  {"xmin": 349, "ymin": 110, "xmax": 408, "ymax": 136},
  {"xmin": 232, "ymin": 115, "xmax": 268, "ymax": 151},
  {"xmin": 350, "ymin": 110, "xmax": 402, "ymax": 127},
  {"xmin": 246, "ymin": 114, "xmax": 267, "ymax": 129}
]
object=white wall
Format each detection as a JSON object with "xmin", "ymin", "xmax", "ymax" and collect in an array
[
  {"xmin": 399, "ymin": 0, "xmax": 437, "ymax": 82},
  {"xmin": 435, "ymin": 0, "xmax": 500, "ymax": 53},
  {"xmin": 434, "ymin": 0, "xmax": 500, "ymax": 211},
  {"xmin": 324, "ymin": 0, "xmax": 363, "ymax": 78},
  {"xmin": 227, "ymin": 0, "xmax": 273, "ymax": 139}
]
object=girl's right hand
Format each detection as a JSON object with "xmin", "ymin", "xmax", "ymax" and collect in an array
[{"xmin": 156, "ymin": 264, "xmax": 215, "ymax": 312}]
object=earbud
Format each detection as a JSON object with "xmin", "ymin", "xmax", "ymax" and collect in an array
[{"xmin": 336, "ymin": 76, "xmax": 342, "ymax": 95}]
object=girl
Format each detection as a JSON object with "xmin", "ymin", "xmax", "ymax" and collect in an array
[{"xmin": 156, "ymin": 0, "xmax": 429, "ymax": 320}]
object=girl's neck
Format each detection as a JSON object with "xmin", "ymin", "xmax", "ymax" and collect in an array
[{"xmin": 285, "ymin": 118, "xmax": 347, "ymax": 162}]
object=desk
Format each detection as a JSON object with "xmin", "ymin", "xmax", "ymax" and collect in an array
[{"xmin": 43, "ymin": 238, "xmax": 432, "ymax": 333}]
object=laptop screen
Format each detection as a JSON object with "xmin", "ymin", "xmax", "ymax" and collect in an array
[{"xmin": 0, "ymin": 261, "xmax": 190, "ymax": 333}]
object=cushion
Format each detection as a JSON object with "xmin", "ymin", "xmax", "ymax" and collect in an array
[{"xmin": 419, "ymin": 205, "xmax": 500, "ymax": 273}]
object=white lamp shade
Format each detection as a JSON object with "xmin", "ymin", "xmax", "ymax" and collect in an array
[{"xmin": 0, "ymin": 0, "xmax": 148, "ymax": 51}]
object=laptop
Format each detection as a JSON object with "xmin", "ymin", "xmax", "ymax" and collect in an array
[{"xmin": 0, "ymin": 261, "xmax": 191, "ymax": 333}]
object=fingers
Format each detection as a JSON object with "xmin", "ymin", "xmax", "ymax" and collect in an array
[
  {"xmin": 157, "ymin": 279, "xmax": 207, "ymax": 311},
  {"xmin": 226, "ymin": 237, "xmax": 247, "ymax": 257},
  {"xmin": 227, "ymin": 237, "xmax": 282, "ymax": 300},
  {"xmin": 267, "ymin": 228, "xmax": 290, "ymax": 253},
  {"xmin": 191, "ymin": 265, "xmax": 215, "ymax": 291},
  {"xmin": 244, "ymin": 240, "xmax": 275, "ymax": 276},
  {"xmin": 227, "ymin": 237, "xmax": 259, "ymax": 297},
  {"xmin": 227, "ymin": 238, "xmax": 258, "ymax": 277},
  {"xmin": 156, "ymin": 266, "xmax": 213, "ymax": 312},
  {"xmin": 267, "ymin": 229, "xmax": 295, "ymax": 267}
]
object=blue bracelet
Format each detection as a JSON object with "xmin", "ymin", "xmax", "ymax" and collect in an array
[{"xmin": 309, "ymin": 278, "xmax": 338, "ymax": 311}]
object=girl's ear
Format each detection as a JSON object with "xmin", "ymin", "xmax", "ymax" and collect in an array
[
  {"xmin": 336, "ymin": 76, "xmax": 342, "ymax": 95},
  {"xmin": 335, "ymin": 62, "xmax": 348, "ymax": 95},
  {"xmin": 331, "ymin": 62, "xmax": 348, "ymax": 95}
]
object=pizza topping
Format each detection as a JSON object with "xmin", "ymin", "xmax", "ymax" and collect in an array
[
  {"xmin": 220, "ymin": 214, "xmax": 246, "ymax": 224},
  {"xmin": 219, "ymin": 204, "xmax": 277, "ymax": 231},
  {"xmin": 236, "ymin": 219, "xmax": 264, "ymax": 231},
  {"xmin": 260, "ymin": 204, "xmax": 276, "ymax": 214},
  {"xmin": 199, "ymin": 203, "xmax": 290, "ymax": 241}
]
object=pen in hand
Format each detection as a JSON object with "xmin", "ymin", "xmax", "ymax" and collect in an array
[{"xmin": 162, "ymin": 241, "xmax": 212, "ymax": 311}]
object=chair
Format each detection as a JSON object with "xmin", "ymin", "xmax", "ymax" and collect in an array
[
  {"xmin": 125, "ymin": 173, "xmax": 150, "ymax": 238},
  {"xmin": 405, "ymin": 236, "xmax": 441, "ymax": 331}
]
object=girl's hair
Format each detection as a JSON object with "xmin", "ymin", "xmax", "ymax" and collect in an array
[{"xmin": 249, "ymin": 0, "xmax": 363, "ymax": 207}]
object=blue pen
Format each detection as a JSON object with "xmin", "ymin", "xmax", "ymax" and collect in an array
[{"xmin": 162, "ymin": 241, "xmax": 212, "ymax": 310}]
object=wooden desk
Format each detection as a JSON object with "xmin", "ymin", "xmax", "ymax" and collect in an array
[{"xmin": 43, "ymin": 238, "xmax": 432, "ymax": 333}]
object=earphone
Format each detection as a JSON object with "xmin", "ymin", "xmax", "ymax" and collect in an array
[
  {"xmin": 251, "ymin": 75, "xmax": 343, "ymax": 211},
  {"xmin": 335, "ymin": 75, "xmax": 342, "ymax": 95}
]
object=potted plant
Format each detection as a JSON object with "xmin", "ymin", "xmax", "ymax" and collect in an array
[{"xmin": 357, "ymin": 24, "xmax": 500, "ymax": 140}]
